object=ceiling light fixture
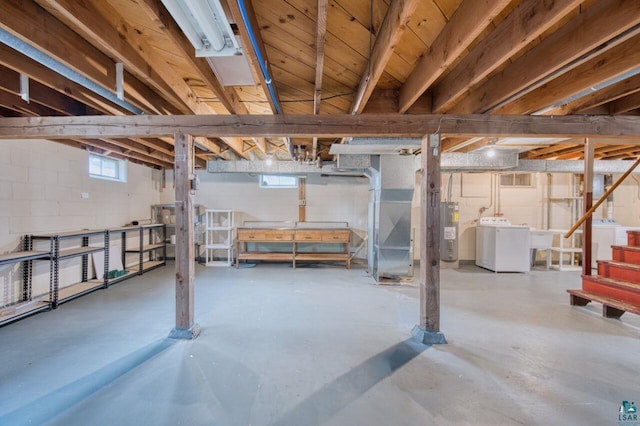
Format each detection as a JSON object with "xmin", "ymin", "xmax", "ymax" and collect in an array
[
  {"xmin": 265, "ymin": 154, "xmax": 274, "ymax": 166},
  {"xmin": 161, "ymin": 0, "xmax": 241, "ymax": 57},
  {"xmin": 485, "ymin": 138, "xmax": 498, "ymax": 158}
]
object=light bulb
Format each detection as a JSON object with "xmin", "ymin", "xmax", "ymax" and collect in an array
[{"xmin": 486, "ymin": 148, "xmax": 496, "ymax": 158}]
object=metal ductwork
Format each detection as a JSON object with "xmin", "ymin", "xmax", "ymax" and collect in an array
[{"xmin": 367, "ymin": 155, "xmax": 415, "ymax": 281}]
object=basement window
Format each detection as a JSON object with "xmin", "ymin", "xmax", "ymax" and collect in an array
[
  {"xmin": 89, "ymin": 154, "xmax": 127, "ymax": 182},
  {"xmin": 259, "ymin": 175, "xmax": 298, "ymax": 188},
  {"xmin": 500, "ymin": 173, "xmax": 532, "ymax": 187}
]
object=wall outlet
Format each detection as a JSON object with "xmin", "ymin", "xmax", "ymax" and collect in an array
[{"xmin": 81, "ymin": 192, "xmax": 89, "ymax": 199}]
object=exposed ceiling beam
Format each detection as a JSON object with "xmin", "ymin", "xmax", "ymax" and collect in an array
[
  {"xmin": 0, "ymin": 44, "xmax": 131, "ymax": 116},
  {"xmin": 442, "ymin": 137, "xmax": 475, "ymax": 152},
  {"xmin": 0, "ymin": 106, "xmax": 21, "ymax": 117},
  {"xmin": 35, "ymin": 0, "xmax": 193, "ymax": 114},
  {"xmin": 452, "ymin": 0, "xmax": 640, "ymax": 114},
  {"xmin": 398, "ymin": 0, "xmax": 510, "ymax": 114},
  {"xmin": 1, "ymin": 114, "xmax": 640, "ymax": 139},
  {"xmin": 520, "ymin": 142, "xmax": 581, "ymax": 159},
  {"xmin": 595, "ymin": 144, "xmax": 638, "ymax": 158},
  {"xmin": 606, "ymin": 151, "xmax": 640, "ymax": 160},
  {"xmin": 0, "ymin": 65, "xmax": 95, "ymax": 116},
  {"xmin": 0, "ymin": 81, "xmax": 176, "ymax": 165},
  {"xmin": 226, "ymin": 0, "xmax": 281, "ymax": 114},
  {"xmin": 610, "ymin": 91, "xmax": 640, "ymax": 115},
  {"xmin": 545, "ymin": 72, "xmax": 640, "ymax": 115},
  {"xmin": 0, "ymin": 0, "xmax": 177, "ymax": 114},
  {"xmin": 76, "ymin": 138, "xmax": 173, "ymax": 168},
  {"xmin": 431, "ymin": 0, "xmax": 583, "ymax": 113},
  {"xmin": 457, "ymin": 138, "xmax": 493, "ymax": 154},
  {"xmin": 362, "ymin": 89, "xmax": 432, "ymax": 114},
  {"xmin": 314, "ymin": 0, "xmax": 328, "ymax": 114},
  {"xmin": 136, "ymin": 0, "xmax": 255, "ymax": 159},
  {"xmin": 0, "ymin": 89, "xmax": 61, "ymax": 116},
  {"xmin": 100, "ymin": 138, "xmax": 175, "ymax": 164},
  {"xmin": 254, "ymin": 137, "xmax": 268, "ymax": 154},
  {"xmin": 194, "ymin": 137, "xmax": 222, "ymax": 155},
  {"xmin": 138, "ymin": 0, "xmax": 248, "ymax": 115},
  {"xmin": 553, "ymin": 146, "xmax": 590, "ymax": 160},
  {"xmin": 496, "ymin": 34, "xmax": 640, "ymax": 114},
  {"xmin": 350, "ymin": 0, "xmax": 419, "ymax": 114}
]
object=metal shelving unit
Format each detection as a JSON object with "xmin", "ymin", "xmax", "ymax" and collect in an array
[
  {"xmin": 151, "ymin": 204, "xmax": 206, "ymax": 262},
  {"xmin": 123, "ymin": 224, "xmax": 167, "ymax": 274},
  {"xmin": 0, "ymin": 240, "xmax": 52, "ymax": 326},
  {"xmin": 204, "ymin": 209, "xmax": 234, "ymax": 266},
  {"xmin": 31, "ymin": 229, "xmax": 107, "ymax": 307},
  {"xmin": 1, "ymin": 225, "xmax": 167, "ymax": 327}
]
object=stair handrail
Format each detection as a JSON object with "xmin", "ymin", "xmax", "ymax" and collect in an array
[{"xmin": 565, "ymin": 157, "xmax": 640, "ymax": 239}]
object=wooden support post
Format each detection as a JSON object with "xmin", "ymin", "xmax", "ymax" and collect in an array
[
  {"xmin": 412, "ymin": 134, "xmax": 447, "ymax": 345},
  {"xmin": 583, "ymin": 138, "xmax": 594, "ymax": 276},
  {"xmin": 298, "ymin": 177, "xmax": 306, "ymax": 222},
  {"xmin": 169, "ymin": 132, "xmax": 200, "ymax": 340}
]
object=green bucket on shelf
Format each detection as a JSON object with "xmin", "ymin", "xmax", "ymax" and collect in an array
[{"xmin": 107, "ymin": 269, "xmax": 128, "ymax": 279}]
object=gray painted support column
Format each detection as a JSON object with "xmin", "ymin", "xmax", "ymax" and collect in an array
[
  {"xmin": 412, "ymin": 134, "xmax": 447, "ymax": 345},
  {"xmin": 169, "ymin": 132, "xmax": 200, "ymax": 340}
]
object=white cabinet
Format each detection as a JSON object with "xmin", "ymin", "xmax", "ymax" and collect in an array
[{"xmin": 205, "ymin": 209, "xmax": 234, "ymax": 266}]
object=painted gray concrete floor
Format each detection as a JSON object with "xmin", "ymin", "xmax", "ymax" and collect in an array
[{"xmin": 0, "ymin": 263, "xmax": 639, "ymax": 426}]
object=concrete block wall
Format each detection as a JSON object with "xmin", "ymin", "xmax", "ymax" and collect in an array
[
  {"xmin": 0, "ymin": 139, "xmax": 162, "ymax": 305},
  {"xmin": 159, "ymin": 171, "xmax": 370, "ymax": 255}
]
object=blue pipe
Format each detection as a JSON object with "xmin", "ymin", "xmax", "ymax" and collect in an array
[
  {"xmin": 237, "ymin": 0, "xmax": 282, "ymax": 115},
  {"xmin": 238, "ymin": 0, "xmax": 296, "ymax": 160},
  {"xmin": 0, "ymin": 28, "xmax": 143, "ymax": 115}
]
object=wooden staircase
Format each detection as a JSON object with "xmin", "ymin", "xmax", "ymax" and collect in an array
[{"xmin": 567, "ymin": 230, "xmax": 640, "ymax": 318}]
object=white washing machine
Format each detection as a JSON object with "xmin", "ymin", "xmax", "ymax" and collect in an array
[
  {"xmin": 476, "ymin": 217, "xmax": 531, "ymax": 272},
  {"xmin": 591, "ymin": 218, "xmax": 640, "ymax": 268}
]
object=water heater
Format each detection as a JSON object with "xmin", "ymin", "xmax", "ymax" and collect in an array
[{"xmin": 440, "ymin": 202, "xmax": 459, "ymax": 262}]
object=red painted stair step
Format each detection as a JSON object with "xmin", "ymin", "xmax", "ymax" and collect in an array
[
  {"xmin": 597, "ymin": 260, "xmax": 640, "ymax": 284},
  {"xmin": 582, "ymin": 275, "xmax": 640, "ymax": 306},
  {"xmin": 627, "ymin": 230, "xmax": 640, "ymax": 248},
  {"xmin": 612, "ymin": 245, "xmax": 640, "ymax": 265}
]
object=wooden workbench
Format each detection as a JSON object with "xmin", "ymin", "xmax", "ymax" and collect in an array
[{"xmin": 236, "ymin": 227, "xmax": 350, "ymax": 269}]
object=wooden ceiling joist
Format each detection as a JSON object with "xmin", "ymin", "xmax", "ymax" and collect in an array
[
  {"xmin": 457, "ymin": 138, "xmax": 493, "ymax": 154},
  {"xmin": 496, "ymin": 33, "xmax": 640, "ymax": 115},
  {"xmin": 0, "ymin": 89, "xmax": 61, "ymax": 117},
  {"xmin": 314, "ymin": 0, "xmax": 328, "ymax": 115},
  {"xmin": 0, "ymin": 44, "xmax": 131, "ymax": 116},
  {"xmin": 193, "ymin": 137, "xmax": 222, "ymax": 156},
  {"xmin": 545, "ymin": 73, "xmax": 640, "ymax": 115},
  {"xmin": 398, "ymin": 0, "xmax": 511, "ymax": 114},
  {"xmin": 226, "ymin": 0, "xmax": 281, "ymax": 115},
  {"xmin": 452, "ymin": 0, "xmax": 640, "ymax": 114},
  {"xmin": 75, "ymin": 138, "xmax": 173, "ymax": 168},
  {"xmin": 0, "ymin": 65, "xmax": 95, "ymax": 116},
  {"xmin": 0, "ymin": 0, "xmax": 178, "ymax": 115},
  {"xmin": 432, "ymin": 0, "xmax": 583, "ymax": 114},
  {"xmin": 1, "ymin": 114, "xmax": 640, "ymax": 139},
  {"xmin": 138, "ymin": 0, "xmax": 247, "ymax": 115},
  {"xmin": 442, "ymin": 137, "xmax": 476, "ymax": 152},
  {"xmin": 611, "ymin": 91, "xmax": 640, "ymax": 115},
  {"xmin": 350, "ymin": 0, "xmax": 419, "ymax": 114},
  {"xmin": 520, "ymin": 142, "xmax": 580, "ymax": 159},
  {"xmin": 35, "ymin": 0, "xmax": 194, "ymax": 114}
]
